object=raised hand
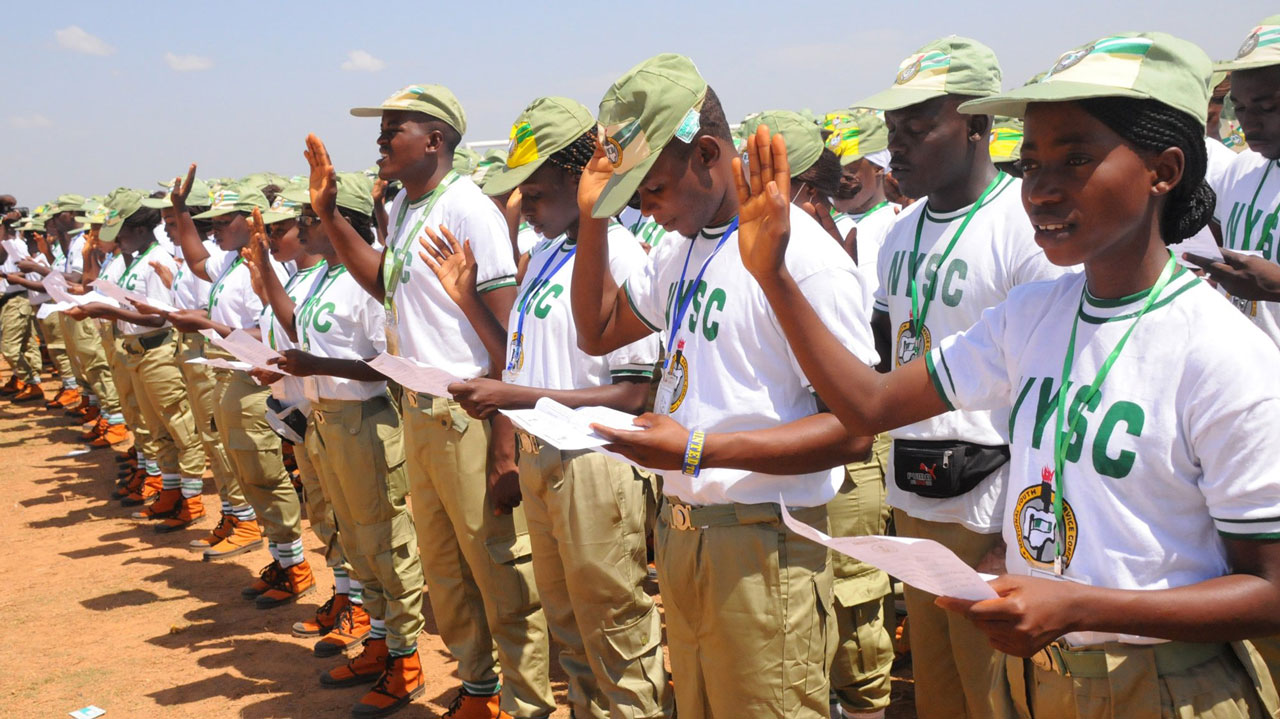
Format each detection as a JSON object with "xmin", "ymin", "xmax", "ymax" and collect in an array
[
  {"xmin": 171, "ymin": 163, "xmax": 197, "ymax": 212},
  {"xmin": 733, "ymin": 124, "xmax": 793, "ymax": 282},
  {"xmin": 304, "ymin": 134, "xmax": 339, "ymax": 219},
  {"xmin": 576, "ymin": 140, "xmax": 614, "ymax": 216},
  {"xmin": 418, "ymin": 225, "xmax": 478, "ymax": 306},
  {"xmin": 149, "ymin": 260, "xmax": 174, "ymax": 289},
  {"xmin": 241, "ymin": 208, "xmax": 270, "ymax": 301},
  {"xmin": 372, "ymin": 178, "xmax": 387, "ymax": 205}
]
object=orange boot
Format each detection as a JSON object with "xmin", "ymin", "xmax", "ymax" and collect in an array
[
  {"xmin": 351, "ymin": 651, "xmax": 425, "ymax": 718},
  {"xmin": 256, "ymin": 560, "xmax": 315, "ymax": 608},
  {"xmin": 436, "ymin": 687, "xmax": 509, "ymax": 719},
  {"xmin": 132, "ymin": 487, "xmax": 182, "ymax": 519},
  {"xmin": 155, "ymin": 495, "xmax": 205, "ymax": 533},
  {"xmin": 203, "ymin": 517, "xmax": 263, "ymax": 561},
  {"xmin": 12, "ymin": 382, "xmax": 43, "ymax": 402},
  {"xmin": 120, "ymin": 473, "xmax": 161, "ymax": 507},
  {"xmin": 319, "ymin": 637, "xmax": 388, "ymax": 688},
  {"xmin": 241, "ymin": 561, "xmax": 285, "ymax": 599},
  {"xmin": 77, "ymin": 404, "xmax": 100, "ymax": 424},
  {"xmin": 79, "ymin": 416, "xmax": 105, "ymax": 442},
  {"xmin": 45, "ymin": 386, "xmax": 79, "ymax": 410},
  {"xmin": 190, "ymin": 512, "xmax": 234, "ymax": 549},
  {"xmin": 292, "ymin": 591, "xmax": 348, "ymax": 637},
  {"xmin": 0, "ymin": 375, "xmax": 21, "ymax": 395},
  {"xmin": 66, "ymin": 394, "xmax": 91, "ymax": 417},
  {"xmin": 112, "ymin": 467, "xmax": 145, "ymax": 499},
  {"xmin": 92, "ymin": 422, "xmax": 129, "ymax": 448},
  {"xmin": 314, "ymin": 602, "xmax": 371, "ymax": 658}
]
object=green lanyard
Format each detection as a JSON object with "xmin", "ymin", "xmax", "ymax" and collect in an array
[
  {"xmin": 908, "ymin": 174, "xmax": 1004, "ymax": 336},
  {"xmin": 266, "ymin": 262, "xmax": 327, "ymax": 349},
  {"xmin": 1050, "ymin": 253, "xmax": 1177, "ymax": 574},
  {"xmin": 298, "ymin": 264, "xmax": 347, "ymax": 351},
  {"xmin": 1238, "ymin": 160, "xmax": 1276, "ymax": 251},
  {"xmin": 853, "ymin": 200, "xmax": 890, "ymax": 222},
  {"xmin": 383, "ymin": 170, "xmax": 460, "ymax": 311},
  {"xmin": 119, "ymin": 242, "xmax": 159, "ymax": 288},
  {"xmin": 207, "ymin": 256, "xmax": 244, "ymax": 311}
]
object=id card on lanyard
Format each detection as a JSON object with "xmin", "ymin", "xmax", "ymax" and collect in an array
[
  {"xmin": 653, "ymin": 219, "xmax": 738, "ymax": 416},
  {"xmin": 382, "ymin": 171, "xmax": 459, "ymax": 355},
  {"xmin": 505, "ymin": 239, "xmax": 576, "ymax": 382}
]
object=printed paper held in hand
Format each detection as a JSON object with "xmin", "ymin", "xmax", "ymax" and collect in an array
[
  {"xmin": 185, "ymin": 356, "xmax": 253, "ymax": 372},
  {"xmin": 780, "ymin": 504, "xmax": 998, "ymax": 601},
  {"xmin": 500, "ymin": 399, "xmax": 652, "ymax": 472},
  {"xmin": 44, "ymin": 272, "xmax": 119, "ymax": 308},
  {"xmin": 198, "ymin": 328, "xmax": 287, "ymax": 373},
  {"xmin": 91, "ymin": 278, "xmax": 178, "ymax": 313},
  {"xmin": 365, "ymin": 353, "xmax": 466, "ymax": 398}
]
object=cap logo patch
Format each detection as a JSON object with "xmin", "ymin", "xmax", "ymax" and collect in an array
[
  {"xmin": 599, "ymin": 117, "xmax": 646, "ymax": 171},
  {"xmin": 506, "ymin": 121, "xmax": 539, "ymax": 168},
  {"xmin": 1240, "ymin": 31, "xmax": 1261, "ymax": 58},
  {"xmin": 894, "ymin": 51, "xmax": 951, "ymax": 90},
  {"xmin": 1043, "ymin": 36, "xmax": 1153, "ymax": 90},
  {"xmin": 673, "ymin": 108, "xmax": 701, "ymax": 143}
]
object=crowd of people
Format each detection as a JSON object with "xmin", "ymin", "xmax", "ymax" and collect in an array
[{"xmin": 5, "ymin": 15, "xmax": 1280, "ymax": 719}]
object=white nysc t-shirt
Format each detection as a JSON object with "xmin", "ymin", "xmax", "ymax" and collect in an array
[
  {"xmin": 297, "ymin": 264, "xmax": 388, "ymax": 402},
  {"xmin": 115, "ymin": 242, "xmax": 177, "ymax": 336}
]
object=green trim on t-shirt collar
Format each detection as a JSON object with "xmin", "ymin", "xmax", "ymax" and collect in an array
[
  {"xmin": 923, "ymin": 173, "xmax": 1014, "ymax": 223},
  {"xmin": 1077, "ymin": 271, "xmax": 1199, "ymax": 325}
]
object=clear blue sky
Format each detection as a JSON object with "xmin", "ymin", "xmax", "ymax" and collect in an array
[{"xmin": 4, "ymin": 1, "xmax": 1272, "ymax": 205}]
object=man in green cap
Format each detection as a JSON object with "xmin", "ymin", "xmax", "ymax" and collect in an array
[
  {"xmin": 569, "ymin": 53, "xmax": 880, "ymax": 719},
  {"xmin": 320, "ymin": 83, "xmax": 552, "ymax": 719},
  {"xmin": 14, "ymin": 198, "xmax": 84, "ymax": 409},
  {"xmin": 0, "ymin": 211, "xmax": 43, "ymax": 397},
  {"xmin": 854, "ymin": 36, "xmax": 1069, "ymax": 719},
  {"xmin": 827, "ymin": 108, "xmax": 899, "ymax": 294},
  {"xmin": 740, "ymin": 110, "xmax": 845, "ymax": 242}
]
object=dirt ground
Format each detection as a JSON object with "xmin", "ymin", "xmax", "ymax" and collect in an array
[{"xmin": 0, "ymin": 367, "xmax": 916, "ymax": 719}]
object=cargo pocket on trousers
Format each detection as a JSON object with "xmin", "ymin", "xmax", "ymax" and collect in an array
[
  {"xmin": 601, "ymin": 603, "xmax": 662, "ymax": 662},
  {"xmin": 486, "ymin": 531, "xmax": 536, "ymax": 611}
]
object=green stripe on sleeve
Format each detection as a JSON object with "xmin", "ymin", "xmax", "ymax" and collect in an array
[
  {"xmin": 622, "ymin": 281, "xmax": 663, "ymax": 334},
  {"xmin": 925, "ymin": 350, "xmax": 956, "ymax": 411},
  {"xmin": 477, "ymin": 276, "xmax": 517, "ymax": 294}
]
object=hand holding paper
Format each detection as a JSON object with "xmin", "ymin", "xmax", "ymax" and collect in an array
[
  {"xmin": 780, "ymin": 504, "xmax": 998, "ymax": 601},
  {"xmin": 365, "ymin": 353, "xmax": 467, "ymax": 398},
  {"xmin": 199, "ymin": 328, "xmax": 287, "ymax": 373}
]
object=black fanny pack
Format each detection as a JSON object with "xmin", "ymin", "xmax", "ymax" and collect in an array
[{"xmin": 893, "ymin": 439, "xmax": 1010, "ymax": 499}]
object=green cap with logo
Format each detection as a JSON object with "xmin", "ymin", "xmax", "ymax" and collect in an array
[
  {"xmin": 483, "ymin": 96, "xmax": 596, "ymax": 197},
  {"xmin": 261, "ymin": 179, "xmax": 308, "ymax": 225},
  {"xmin": 857, "ymin": 36, "xmax": 1003, "ymax": 111},
  {"xmin": 739, "ymin": 110, "xmax": 825, "ymax": 176},
  {"xmin": 143, "ymin": 176, "xmax": 212, "ymax": 209},
  {"xmin": 1216, "ymin": 15, "xmax": 1280, "ymax": 71},
  {"xmin": 192, "ymin": 182, "xmax": 270, "ymax": 219},
  {"xmin": 268, "ymin": 173, "xmax": 374, "ymax": 220},
  {"xmin": 960, "ymin": 32, "xmax": 1211, "ymax": 124},
  {"xmin": 592, "ymin": 53, "xmax": 709, "ymax": 218},
  {"xmin": 51, "ymin": 193, "xmax": 86, "ymax": 214},
  {"xmin": 989, "ymin": 117, "xmax": 1024, "ymax": 163},
  {"xmin": 75, "ymin": 196, "xmax": 108, "ymax": 225},
  {"xmin": 17, "ymin": 216, "xmax": 46, "ymax": 233},
  {"xmin": 454, "ymin": 147, "xmax": 481, "ymax": 175},
  {"xmin": 350, "ymin": 84, "xmax": 467, "ymax": 134},
  {"xmin": 824, "ymin": 108, "xmax": 889, "ymax": 165},
  {"xmin": 99, "ymin": 187, "xmax": 147, "ymax": 243},
  {"xmin": 472, "ymin": 149, "xmax": 509, "ymax": 190}
]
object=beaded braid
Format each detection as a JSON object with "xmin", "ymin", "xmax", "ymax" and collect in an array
[
  {"xmin": 546, "ymin": 131, "xmax": 598, "ymax": 177},
  {"xmin": 1078, "ymin": 97, "xmax": 1214, "ymax": 243}
]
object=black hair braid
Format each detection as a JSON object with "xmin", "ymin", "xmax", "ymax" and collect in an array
[
  {"xmin": 1077, "ymin": 97, "xmax": 1214, "ymax": 244},
  {"xmin": 546, "ymin": 131, "xmax": 598, "ymax": 177}
]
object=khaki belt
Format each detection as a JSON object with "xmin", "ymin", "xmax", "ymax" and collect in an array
[
  {"xmin": 122, "ymin": 329, "xmax": 172, "ymax": 354},
  {"xmin": 515, "ymin": 428, "xmax": 542, "ymax": 455},
  {"xmin": 660, "ymin": 497, "xmax": 796, "ymax": 531},
  {"xmin": 1029, "ymin": 640, "xmax": 1224, "ymax": 678}
]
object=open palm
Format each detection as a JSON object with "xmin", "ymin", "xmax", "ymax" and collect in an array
[
  {"xmin": 418, "ymin": 225, "xmax": 478, "ymax": 307},
  {"xmin": 304, "ymin": 134, "xmax": 339, "ymax": 218},
  {"xmin": 733, "ymin": 125, "xmax": 793, "ymax": 282}
]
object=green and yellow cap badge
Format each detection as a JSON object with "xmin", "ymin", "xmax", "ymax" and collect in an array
[
  {"xmin": 350, "ymin": 84, "xmax": 467, "ymax": 134},
  {"xmin": 483, "ymin": 96, "xmax": 595, "ymax": 197},
  {"xmin": 261, "ymin": 179, "xmax": 307, "ymax": 225},
  {"xmin": 1216, "ymin": 15, "xmax": 1280, "ymax": 71},
  {"xmin": 75, "ymin": 196, "xmax": 108, "ymax": 225},
  {"xmin": 989, "ymin": 117, "xmax": 1024, "ymax": 163},
  {"xmin": 825, "ymin": 108, "xmax": 889, "ymax": 165},
  {"xmin": 99, "ymin": 187, "xmax": 147, "ymax": 243},
  {"xmin": 960, "ymin": 32, "xmax": 1211, "ymax": 123},
  {"xmin": 739, "ymin": 110, "xmax": 825, "ymax": 176},
  {"xmin": 857, "ymin": 36, "xmax": 1002, "ymax": 111},
  {"xmin": 592, "ymin": 53, "xmax": 708, "ymax": 218},
  {"xmin": 192, "ymin": 182, "xmax": 270, "ymax": 220},
  {"xmin": 143, "ymin": 176, "xmax": 212, "ymax": 209}
]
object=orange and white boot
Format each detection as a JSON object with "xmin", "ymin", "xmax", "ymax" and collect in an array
[
  {"xmin": 156, "ymin": 495, "xmax": 205, "ymax": 533},
  {"xmin": 202, "ymin": 517, "xmax": 263, "ymax": 561},
  {"xmin": 120, "ymin": 473, "xmax": 161, "ymax": 507},
  {"xmin": 255, "ymin": 560, "xmax": 315, "ymax": 609},
  {"xmin": 319, "ymin": 637, "xmax": 388, "ymax": 688},
  {"xmin": 351, "ymin": 651, "xmax": 425, "ymax": 718},
  {"xmin": 437, "ymin": 687, "xmax": 510, "ymax": 719}
]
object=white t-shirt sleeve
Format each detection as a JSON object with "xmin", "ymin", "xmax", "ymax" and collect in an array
[
  {"xmin": 361, "ymin": 292, "xmax": 387, "ymax": 355},
  {"xmin": 204, "ymin": 246, "xmax": 234, "ymax": 279},
  {"xmin": 67, "ymin": 241, "xmax": 85, "ymax": 274},
  {"xmin": 604, "ymin": 238, "xmax": 660, "ymax": 378},
  {"xmin": 452, "ymin": 202, "xmax": 518, "ymax": 293},
  {"xmin": 621, "ymin": 239, "xmax": 675, "ymax": 333},
  {"xmin": 784, "ymin": 267, "xmax": 880, "ymax": 392},
  {"xmin": 927, "ymin": 301, "xmax": 1014, "ymax": 413}
]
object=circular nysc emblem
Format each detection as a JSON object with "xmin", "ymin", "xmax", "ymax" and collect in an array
[
  {"xmin": 604, "ymin": 136, "xmax": 623, "ymax": 168},
  {"xmin": 1239, "ymin": 31, "xmax": 1260, "ymax": 59},
  {"xmin": 896, "ymin": 57, "xmax": 923, "ymax": 85},
  {"xmin": 1052, "ymin": 45, "xmax": 1093, "ymax": 74}
]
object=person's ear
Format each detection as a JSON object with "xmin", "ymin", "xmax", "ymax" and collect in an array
[
  {"xmin": 695, "ymin": 135, "xmax": 722, "ymax": 168},
  {"xmin": 1150, "ymin": 146, "xmax": 1185, "ymax": 198},
  {"xmin": 424, "ymin": 129, "xmax": 445, "ymax": 156},
  {"xmin": 967, "ymin": 113, "xmax": 993, "ymax": 143}
]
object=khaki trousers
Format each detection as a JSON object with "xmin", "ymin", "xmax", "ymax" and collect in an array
[
  {"xmin": 63, "ymin": 315, "xmax": 121, "ymax": 415},
  {"xmin": 894, "ymin": 510, "xmax": 1004, "ymax": 719},
  {"xmin": 293, "ymin": 435, "xmax": 344, "ymax": 570},
  {"xmin": 309, "ymin": 395, "xmax": 423, "ymax": 652},
  {"xmin": 0, "ymin": 295, "xmax": 40, "ymax": 382},
  {"xmin": 108, "ymin": 328, "xmax": 153, "ymax": 459},
  {"xmin": 519, "ymin": 443, "xmax": 670, "ymax": 719},
  {"xmin": 176, "ymin": 333, "xmax": 242, "ymax": 505},
  {"xmin": 36, "ymin": 309, "xmax": 74, "ymax": 382},
  {"xmin": 120, "ymin": 331, "xmax": 204, "ymax": 477},
  {"xmin": 403, "ymin": 393, "xmax": 553, "ymax": 718},
  {"xmin": 657, "ymin": 500, "xmax": 836, "ymax": 719},
  {"xmin": 212, "ymin": 369, "xmax": 300, "ymax": 545},
  {"xmin": 1000, "ymin": 641, "xmax": 1277, "ymax": 719},
  {"xmin": 828, "ymin": 433, "xmax": 895, "ymax": 717}
]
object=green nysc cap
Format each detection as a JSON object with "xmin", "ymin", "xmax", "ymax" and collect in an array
[
  {"xmin": 454, "ymin": 147, "xmax": 481, "ymax": 175},
  {"xmin": 989, "ymin": 117, "xmax": 1024, "ymax": 163},
  {"xmin": 960, "ymin": 32, "xmax": 1212, "ymax": 125},
  {"xmin": 143, "ymin": 176, "xmax": 213, "ymax": 209},
  {"xmin": 99, "ymin": 187, "xmax": 147, "ymax": 243},
  {"xmin": 350, "ymin": 84, "xmax": 468, "ymax": 134},
  {"xmin": 739, "ymin": 110, "xmax": 825, "ymax": 176},
  {"xmin": 1216, "ymin": 15, "xmax": 1280, "ymax": 71},
  {"xmin": 825, "ymin": 108, "xmax": 889, "ymax": 166},
  {"xmin": 592, "ymin": 53, "xmax": 709, "ymax": 219},
  {"xmin": 857, "ymin": 36, "xmax": 1003, "ymax": 111},
  {"xmin": 261, "ymin": 179, "xmax": 308, "ymax": 225},
  {"xmin": 270, "ymin": 173, "xmax": 374, "ymax": 220},
  {"xmin": 51, "ymin": 193, "xmax": 86, "ymax": 214},
  {"xmin": 192, "ymin": 183, "xmax": 270, "ymax": 220},
  {"xmin": 75, "ymin": 196, "xmax": 108, "ymax": 225},
  {"xmin": 483, "ymin": 96, "xmax": 596, "ymax": 197}
]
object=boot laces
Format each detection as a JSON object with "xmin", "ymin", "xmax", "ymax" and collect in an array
[{"xmin": 314, "ymin": 592, "xmax": 337, "ymax": 623}]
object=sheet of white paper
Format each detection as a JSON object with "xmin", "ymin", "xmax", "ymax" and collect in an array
[
  {"xmin": 365, "ymin": 353, "xmax": 465, "ymax": 397},
  {"xmin": 1, "ymin": 239, "xmax": 25, "ymax": 258},
  {"xmin": 499, "ymin": 398, "xmax": 650, "ymax": 470},
  {"xmin": 780, "ymin": 504, "xmax": 999, "ymax": 601},
  {"xmin": 38, "ymin": 302, "xmax": 71, "ymax": 318},
  {"xmin": 197, "ymin": 328, "xmax": 286, "ymax": 373},
  {"xmin": 185, "ymin": 357, "xmax": 253, "ymax": 372},
  {"xmin": 91, "ymin": 278, "xmax": 149, "ymax": 305}
]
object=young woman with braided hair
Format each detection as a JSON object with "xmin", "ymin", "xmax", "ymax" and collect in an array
[
  {"xmin": 740, "ymin": 32, "xmax": 1280, "ymax": 718},
  {"xmin": 417, "ymin": 97, "xmax": 672, "ymax": 719}
]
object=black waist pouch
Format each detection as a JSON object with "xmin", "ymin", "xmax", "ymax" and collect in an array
[{"xmin": 893, "ymin": 439, "xmax": 1010, "ymax": 499}]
